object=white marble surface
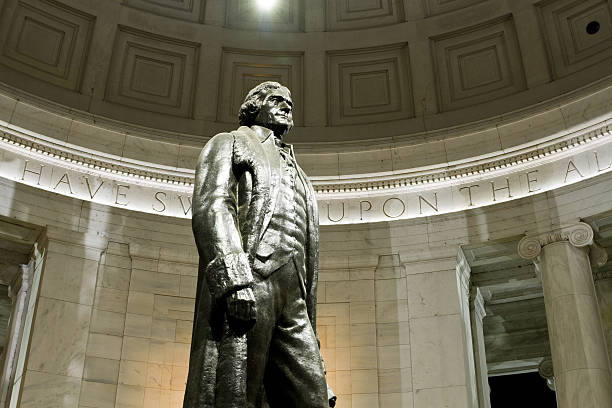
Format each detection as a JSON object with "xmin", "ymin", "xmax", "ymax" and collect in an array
[{"xmin": 27, "ymin": 297, "xmax": 91, "ymax": 377}]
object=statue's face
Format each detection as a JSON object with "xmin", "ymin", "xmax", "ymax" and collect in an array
[{"xmin": 254, "ymin": 87, "xmax": 293, "ymax": 136}]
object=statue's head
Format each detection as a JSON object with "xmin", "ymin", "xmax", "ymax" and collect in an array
[{"xmin": 239, "ymin": 81, "xmax": 293, "ymax": 139}]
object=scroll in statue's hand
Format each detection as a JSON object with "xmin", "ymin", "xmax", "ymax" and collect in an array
[{"xmin": 226, "ymin": 287, "xmax": 257, "ymax": 333}]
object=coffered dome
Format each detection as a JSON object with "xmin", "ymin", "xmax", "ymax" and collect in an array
[{"xmin": 0, "ymin": 0, "xmax": 610, "ymax": 151}]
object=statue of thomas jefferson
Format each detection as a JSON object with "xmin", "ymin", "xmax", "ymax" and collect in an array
[{"xmin": 184, "ymin": 82, "xmax": 335, "ymax": 408}]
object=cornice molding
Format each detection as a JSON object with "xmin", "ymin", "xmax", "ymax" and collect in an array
[
  {"xmin": 313, "ymin": 124, "xmax": 610, "ymax": 195},
  {"xmin": 1, "ymin": 116, "xmax": 610, "ymax": 197}
]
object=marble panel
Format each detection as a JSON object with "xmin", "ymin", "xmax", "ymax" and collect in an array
[
  {"xmin": 412, "ymin": 385, "xmax": 468, "ymax": 408},
  {"xmin": 351, "ymin": 346, "xmax": 378, "ymax": 369},
  {"xmin": 350, "ymin": 369, "xmax": 378, "ymax": 394},
  {"xmin": 146, "ymin": 363, "xmax": 172, "ymax": 389},
  {"xmin": 410, "ymin": 314, "xmax": 467, "ymax": 390},
  {"xmin": 379, "ymin": 392, "xmax": 413, "ymax": 407},
  {"xmin": 444, "ymin": 128, "xmax": 501, "ymax": 162},
  {"xmin": 178, "ymin": 145, "xmax": 200, "ymax": 171},
  {"xmin": 124, "ymin": 313, "xmax": 153, "ymax": 338},
  {"xmin": 83, "ymin": 356, "xmax": 120, "ymax": 384},
  {"xmin": 338, "ymin": 149, "xmax": 393, "ymax": 175},
  {"xmin": 497, "ymin": 108, "xmax": 566, "ymax": 150},
  {"xmin": 122, "ymin": 337, "xmax": 151, "ymax": 362},
  {"xmin": 352, "ymin": 393, "xmax": 379, "ymax": 408},
  {"xmin": 350, "ymin": 324, "xmax": 377, "ymax": 347},
  {"xmin": 119, "ymin": 360, "xmax": 147, "ymax": 387},
  {"xmin": 171, "ymin": 365, "xmax": 188, "ymax": 390},
  {"xmin": 104, "ymin": 254, "xmax": 133, "ymax": 270},
  {"xmin": 80, "ymin": 380, "xmax": 117, "ymax": 408},
  {"xmin": 20, "ymin": 370, "xmax": 81, "ymax": 408},
  {"xmin": 131, "ymin": 257, "xmax": 158, "ymax": 272},
  {"xmin": 378, "ymin": 367, "xmax": 412, "ymax": 393},
  {"xmin": 127, "ymin": 292, "xmax": 155, "ymax": 316},
  {"xmin": 377, "ymin": 344, "xmax": 411, "ymax": 369},
  {"xmin": 335, "ymin": 370, "xmax": 352, "ymax": 394},
  {"xmin": 173, "ymin": 342, "xmax": 190, "ymax": 367},
  {"xmin": 153, "ymin": 295, "xmax": 195, "ymax": 321},
  {"xmin": 325, "ymin": 280, "xmax": 375, "ymax": 302},
  {"xmin": 41, "ymin": 252, "xmax": 99, "ymax": 305},
  {"xmin": 149, "ymin": 340, "xmax": 175, "ymax": 365},
  {"xmin": 406, "ymin": 270, "xmax": 460, "ymax": 318},
  {"xmin": 90, "ymin": 309, "xmax": 125, "ymax": 336},
  {"xmin": 151, "ymin": 318, "xmax": 176, "ymax": 341},
  {"xmin": 157, "ymin": 260, "xmax": 197, "ymax": 276},
  {"xmin": 66, "ymin": 121, "xmax": 126, "ymax": 157},
  {"xmin": 27, "ymin": 297, "xmax": 91, "ymax": 377},
  {"xmin": 115, "ymin": 384, "xmax": 145, "ymax": 407},
  {"xmin": 87, "ymin": 334, "xmax": 122, "ymax": 361},
  {"xmin": 180, "ymin": 275, "xmax": 197, "ymax": 298},
  {"xmin": 294, "ymin": 153, "xmax": 340, "ymax": 178},
  {"xmin": 11, "ymin": 102, "xmax": 71, "ymax": 142},
  {"xmin": 98, "ymin": 264, "xmax": 131, "ymax": 291},
  {"xmin": 391, "ymin": 141, "xmax": 447, "ymax": 171},
  {"xmin": 336, "ymin": 347, "xmax": 351, "ymax": 371},
  {"xmin": 375, "ymin": 300, "xmax": 409, "ymax": 323},
  {"xmin": 375, "ymin": 277, "xmax": 407, "ymax": 301},
  {"xmin": 376, "ymin": 321, "xmax": 410, "ymax": 346},
  {"xmin": 94, "ymin": 287, "xmax": 128, "ymax": 314},
  {"xmin": 349, "ymin": 302, "xmax": 375, "ymax": 324},
  {"xmin": 122, "ymin": 135, "xmax": 180, "ymax": 168},
  {"xmin": 0, "ymin": 92, "xmax": 17, "ymax": 123},
  {"xmin": 130, "ymin": 269, "xmax": 180, "ymax": 296}
]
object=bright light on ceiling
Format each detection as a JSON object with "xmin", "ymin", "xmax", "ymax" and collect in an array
[{"xmin": 255, "ymin": 0, "xmax": 277, "ymax": 12}]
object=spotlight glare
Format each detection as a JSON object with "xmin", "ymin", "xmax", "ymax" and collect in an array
[{"xmin": 255, "ymin": 0, "xmax": 277, "ymax": 11}]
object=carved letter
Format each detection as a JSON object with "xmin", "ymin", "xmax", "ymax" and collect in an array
[
  {"xmin": 459, "ymin": 185, "xmax": 479, "ymax": 206},
  {"xmin": 383, "ymin": 197, "xmax": 405, "ymax": 218},
  {"xmin": 418, "ymin": 193, "xmax": 438, "ymax": 214},
  {"xmin": 564, "ymin": 160, "xmax": 584, "ymax": 183},
  {"xmin": 359, "ymin": 200, "xmax": 372, "ymax": 221},
  {"xmin": 84, "ymin": 177, "xmax": 104, "ymax": 199},
  {"xmin": 178, "ymin": 195, "xmax": 192, "ymax": 216},
  {"xmin": 594, "ymin": 152, "xmax": 611, "ymax": 172},
  {"xmin": 490, "ymin": 178, "xmax": 512, "ymax": 202},
  {"xmin": 115, "ymin": 185, "xmax": 130, "ymax": 206},
  {"xmin": 327, "ymin": 202, "xmax": 345, "ymax": 223},
  {"xmin": 20, "ymin": 160, "xmax": 45, "ymax": 185},
  {"xmin": 53, "ymin": 173, "xmax": 73, "ymax": 194},
  {"xmin": 526, "ymin": 170, "xmax": 540, "ymax": 193},
  {"xmin": 153, "ymin": 192, "xmax": 167, "ymax": 213}
]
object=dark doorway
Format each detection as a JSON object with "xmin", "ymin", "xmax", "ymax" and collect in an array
[{"xmin": 489, "ymin": 372, "xmax": 557, "ymax": 407}]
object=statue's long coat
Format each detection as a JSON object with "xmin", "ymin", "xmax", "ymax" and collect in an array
[{"xmin": 184, "ymin": 125, "xmax": 320, "ymax": 407}]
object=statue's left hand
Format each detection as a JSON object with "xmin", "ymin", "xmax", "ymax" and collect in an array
[{"xmin": 226, "ymin": 287, "xmax": 257, "ymax": 332}]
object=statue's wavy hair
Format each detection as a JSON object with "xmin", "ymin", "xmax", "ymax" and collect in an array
[{"xmin": 238, "ymin": 81, "xmax": 290, "ymax": 126}]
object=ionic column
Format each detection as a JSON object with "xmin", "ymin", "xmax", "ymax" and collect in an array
[
  {"xmin": 470, "ymin": 287, "xmax": 491, "ymax": 408},
  {"xmin": 591, "ymin": 244, "xmax": 612, "ymax": 367},
  {"xmin": 518, "ymin": 223, "xmax": 612, "ymax": 408}
]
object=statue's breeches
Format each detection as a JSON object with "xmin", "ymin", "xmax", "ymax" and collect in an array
[{"xmin": 245, "ymin": 259, "xmax": 328, "ymax": 408}]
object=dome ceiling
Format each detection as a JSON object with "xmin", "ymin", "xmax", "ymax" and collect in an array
[{"xmin": 0, "ymin": 0, "xmax": 610, "ymax": 148}]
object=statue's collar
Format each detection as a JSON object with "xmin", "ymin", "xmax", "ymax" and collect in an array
[
  {"xmin": 248, "ymin": 125, "xmax": 296, "ymax": 159},
  {"xmin": 249, "ymin": 125, "xmax": 274, "ymax": 143}
]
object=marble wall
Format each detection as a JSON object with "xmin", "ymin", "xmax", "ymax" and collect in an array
[{"xmin": 1, "ymin": 165, "xmax": 612, "ymax": 407}]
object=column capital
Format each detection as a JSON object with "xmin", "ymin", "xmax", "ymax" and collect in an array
[{"xmin": 518, "ymin": 222, "xmax": 594, "ymax": 260}]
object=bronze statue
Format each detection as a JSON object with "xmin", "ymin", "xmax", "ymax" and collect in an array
[{"xmin": 184, "ymin": 82, "xmax": 336, "ymax": 408}]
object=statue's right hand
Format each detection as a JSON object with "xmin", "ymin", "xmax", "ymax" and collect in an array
[{"xmin": 226, "ymin": 287, "xmax": 257, "ymax": 331}]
